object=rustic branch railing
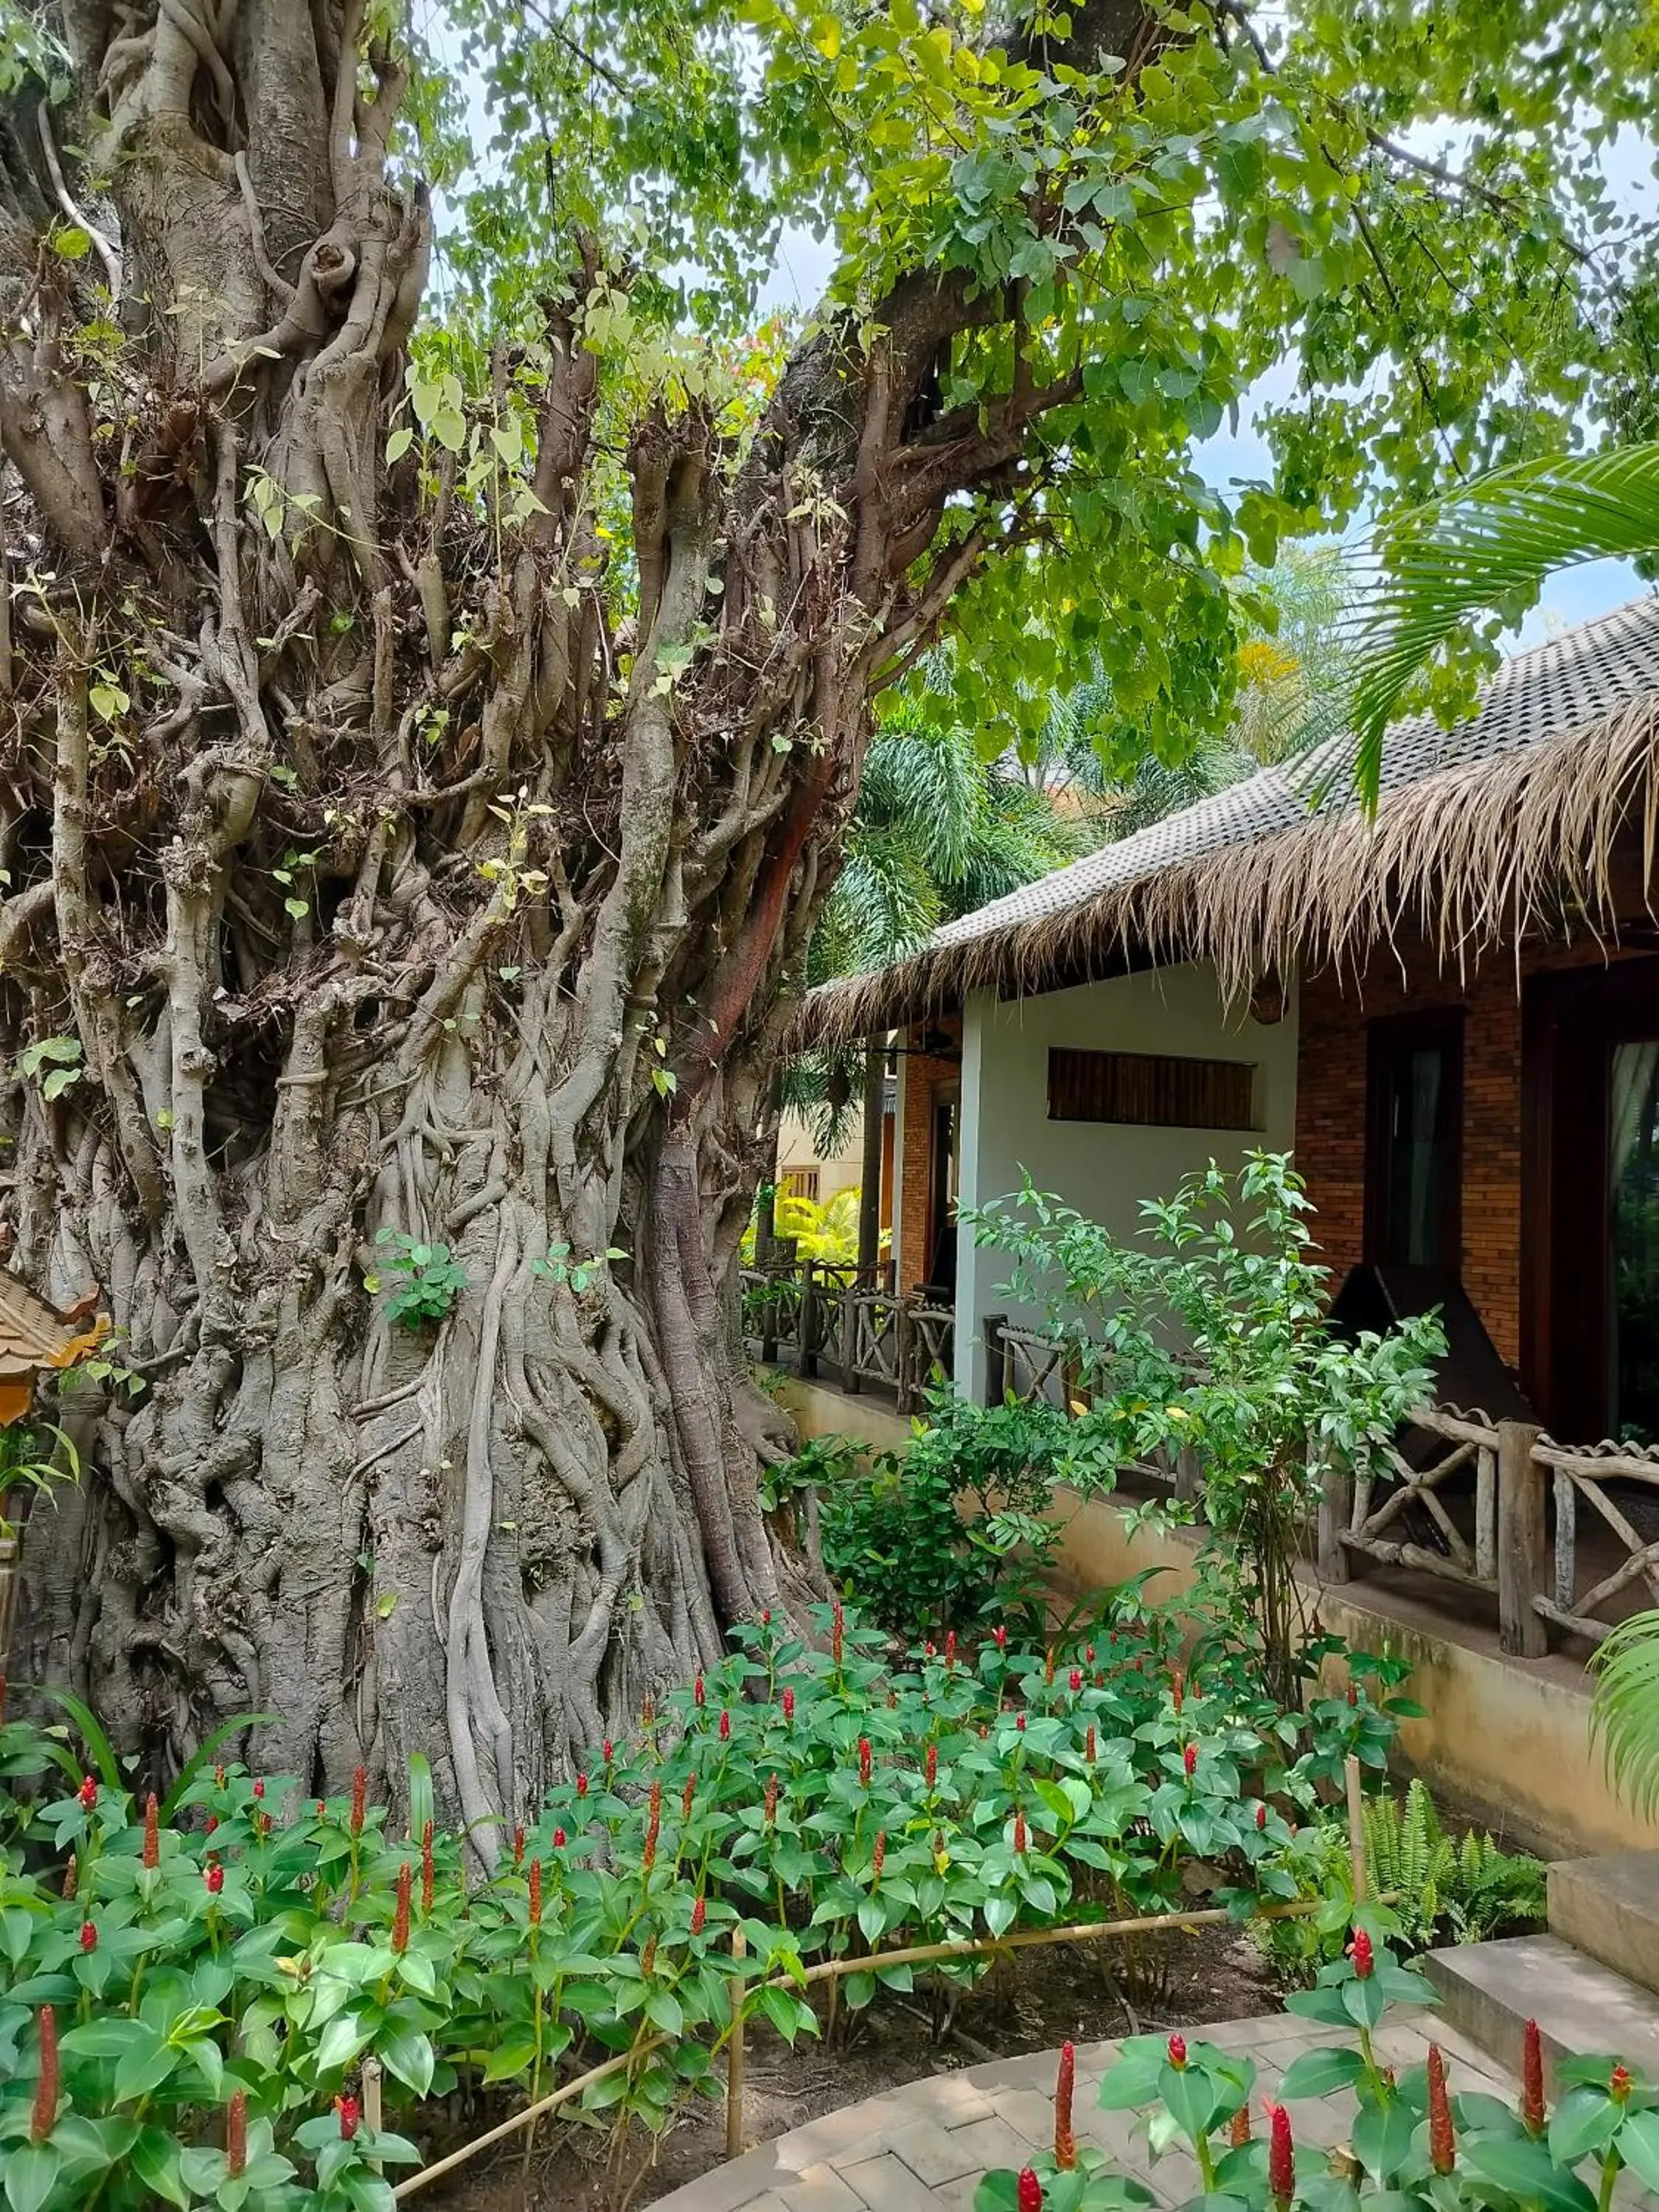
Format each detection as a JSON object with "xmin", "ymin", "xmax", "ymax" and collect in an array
[
  {"xmin": 1529, "ymin": 1434, "xmax": 1659, "ymax": 1646},
  {"xmin": 1321, "ymin": 1403, "xmax": 1500, "ymax": 1597},
  {"xmin": 742, "ymin": 1259, "xmax": 950, "ymax": 1412}
]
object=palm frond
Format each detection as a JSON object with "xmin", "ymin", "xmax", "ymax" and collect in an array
[
  {"xmin": 1348, "ymin": 442, "xmax": 1659, "ymax": 804},
  {"xmin": 1591, "ymin": 1607, "xmax": 1659, "ymax": 1821}
]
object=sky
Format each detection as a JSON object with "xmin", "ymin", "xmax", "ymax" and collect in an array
[{"xmin": 753, "ymin": 128, "xmax": 1659, "ymax": 655}]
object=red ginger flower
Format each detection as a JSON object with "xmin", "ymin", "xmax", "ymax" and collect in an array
[
  {"xmin": 945, "ymin": 1631, "xmax": 956, "ymax": 1669},
  {"xmin": 205, "ymin": 1862, "xmax": 223, "ymax": 1895},
  {"xmin": 335, "ymin": 2095, "xmax": 360, "ymax": 2141},
  {"xmin": 993, "ymin": 1626, "xmax": 1008, "ymax": 1651},
  {"xmin": 205, "ymin": 1814, "xmax": 218, "ymax": 1836},
  {"xmin": 691, "ymin": 1896, "xmax": 706, "ymax": 1935},
  {"xmin": 694, "ymin": 1674, "xmax": 705, "ymax": 1708},
  {"xmin": 1427, "ymin": 2045, "xmax": 1455, "ymax": 2174},
  {"xmin": 1231, "ymin": 2105, "xmax": 1252, "ymax": 2149},
  {"xmin": 1054, "ymin": 2040, "xmax": 1077, "ymax": 2171},
  {"xmin": 1172, "ymin": 1669, "xmax": 1185, "ymax": 1714},
  {"xmin": 858, "ymin": 1737, "xmax": 872, "ymax": 1787},
  {"xmin": 641, "ymin": 1935, "xmax": 657, "ymax": 1976},
  {"xmin": 1068, "ymin": 1668, "xmax": 1082, "ymax": 1693},
  {"xmin": 872, "ymin": 1832, "xmax": 886, "ymax": 1882},
  {"xmin": 79, "ymin": 1920, "xmax": 96, "ymax": 1952},
  {"xmin": 214, "ymin": 1765, "xmax": 226, "ymax": 1789},
  {"xmin": 720, "ymin": 1709, "xmax": 731, "ymax": 1742},
  {"xmin": 764, "ymin": 1774, "xmax": 778, "ymax": 1826},
  {"xmin": 392, "ymin": 1861, "xmax": 411, "ymax": 1954},
  {"xmin": 925, "ymin": 1743, "xmax": 938, "ymax": 1790},
  {"xmin": 1522, "ymin": 2019, "xmax": 1545, "ymax": 2137},
  {"xmin": 77, "ymin": 1774, "xmax": 97, "ymax": 1810},
  {"xmin": 1013, "ymin": 1809, "xmax": 1027, "ymax": 1854},
  {"xmin": 350, "ymin": 1766, "xmax": 366, "ymax": 1837},
  {"xmin": 60, "ymin": 1860, "xmax": 76, "ymax": 1901},
  {"xmin": 1256, "ymin": 1803, "xmax": 1268, "ymax": 1830},
  {"xmin": 528, "ymin": 1859, "xmax": 543, "ymax": 1928},
  {"xmin": 316, "ymin": 1799, "xmax": 326, "ymax": 1818},
  {"xmin": 1085, "ymin": 1725, "xmax": 1096, "ymax": 1764},
  {"xmin": 832, "ymin": 1601, "xmax": 844, "ymax": 1666},
  {"xmin": 512, "ymin": 1826, "xmax": 525, "ymax": 1868},
  {"xmin": 1183, "ymin": 1743, "xmax": 1197, "ymax": 1778},
  {"xmin": 227, "ymin": 2089, "xmax": 247, "ymax": 2179},
  {"xmin": 31, "ymin": 2006, "xmax": 58, "ymax": 2144},
  {"xmin": 603, "ymin": 1737, "xmax": 614, "ymax": 1766},
  {"xmin": 1045, "ymin": 1649, "xmax": 1055, "ymax": 1686},
  {"xmin": 1612, "ymin": 2065, "xmax": 1633, "ymax": 2103},
  {"xmin": 1349, "ymin": 1928, "xmax": 1374, "ymax": 1978},
  {"xmin": 761, "ymin": 1608, "xmax": 771, "ymax": 1626},
  {"xmin": 925, "ymin": 1641, "xmax": 936, "ymax": 1660},
  {"xmin": 1018, "ymin": 2169, "xmax": 1043, "ymax": 2212},
  {"xmin": 252, "ymin": 1780, "xmax": 265, "ymax": 1800},
  {"xmin": 1268, "ymin": 2101, "xmax": 1294, "ymax": 2205},
  {"xmin": 577, "ymin": 1772, "xmax": 589, "ymax": 1798},
  {"xmin": 553, "ymin": 1828, "xmax": 565, "ymax": 1848},
  {"xmin": 421, "ymin": 1820, "xmax": 435, "ymax": 1915},
  {"xmin": 1086, "ymin": 1644, "xmax": 1096, "ymax": 1663},
  {"xmin": 683, "ymin": 1775, "xmax": 695, "ymax": 1819},
  {"xmin": 641, "ymin": 1694, "xmax": 654, "ymax": 1728},
  {"xmin": 1167, "ymin": 2033, "xmax": 1187, "ymax": 2070},
  {"xmin": 782, "ymin": 1688, "xmax": 795, "ymax": 1722},
  {"xmin": 1015, "ymin": 1714, "xmax": 1026, "ymax": 1733},
  {"xmin": 142, "ymin": 1792, "xmax": 160, "ymax": 1868}
]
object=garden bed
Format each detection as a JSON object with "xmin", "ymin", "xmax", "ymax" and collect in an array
[{"xmin": 431, "ymin": 1923, "xmax": 1281, "ymax": 2210}]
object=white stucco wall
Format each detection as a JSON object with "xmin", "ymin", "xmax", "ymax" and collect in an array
[
  {"xmin": 954, "ymin": 964, "xmax": 1301, "ymax": 1397},
  {"xmin": 776, "ymin": 1107, "xmax": 863, "ymax": 1203}
]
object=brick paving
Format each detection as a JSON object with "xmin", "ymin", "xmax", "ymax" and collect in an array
[{"xmin": 653, "ymin": 2011, "xmax": 1512, "ymax": 2212}]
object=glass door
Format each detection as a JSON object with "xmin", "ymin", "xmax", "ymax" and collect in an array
[{"xmin": 1610, "ymin": 1040, "xmax": 1659, "ymax": 1441}]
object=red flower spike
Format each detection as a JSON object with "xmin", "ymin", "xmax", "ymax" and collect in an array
[
  {"xmin": 694, "ymin": 1674, "xmax": 705, "ymax": 1708},
  {"xmin": 214, "ymin": 1764, "xmax": 226, "ymax": 1789},
  {"xmin": 945, "ymin": 1631, "xmax": 956, "ymax": 1669},
  {"xmin": 1085, "ymin": 1724, "xmax": 1096, "ymax": 1764},
  {"xmin": 350, "ymin": 1766, "xmax": 366, "ymax": 1838},
  {"xmin": 832, "ymin": 1601, "xmax": 844, "ymax": 1666},
  {"xmin": 648, "ymin": 1780, "xmax": 662, "ymax": 1830},
  {"xmin": 142, "ymin": 1792, "xmax": 160, "ymax": 1868},
  {"xmin": 77, "ymin": 1774, "xmax": 97, "ymax": 1810},
  {"xmin": 576, "ymin": 1772, "xmax": 589, "ymax": 1798},
  {"xmin": 1016, "ymin": 1714, "xmax": 1027, "ymax": 1733},
  {"xmin": 1427, "ymin": 2045, "xmax": 1455, "ymax": 2174},
  {"xmin": 60, "ymin": 1860, "xmax": 76, "ymax": 1902},
  {"xmin": 1167, "ymin": 2033, "xmax": 1187, "ymax": 2070},
  {"xmin": 782, "ymin": 1688, "xmax": 795, "ymax": 1724},
  {"xmin": 1017, "ymin": 2168, "xmax": 1043, "ymax": 2212},
  {"xmin": 720, "ymin": 1709, "xmax": 731, "ymax": 1742},
  {"xmin": 1521, "ymin": 2019, "xmax": 1545, "ymax": 2137},
  {"xmin": 641, "ymin": 1694, "xmax": 654, "ymax": 1728},
  {"xmin": 925, "ymin": 1642, "xmax": 936, "ymax": 1661},
  {"xmin": 227, "ymin": 2090, "xmax": 247, "ymax": 2179},
  {"xmin": 1256, "ymin": 1803, "xmax": 1268, "ymax": 1831},
  {"xmin": 603, "ymin": 1737, "xmax": 614, "ymax": 1767},
  {"xmin": 30, "ymin": 2006, "xmax": 58, "ymax": 2144},
  {"xmin": 1013, "ymin": 1809, "xmax": 1027, "ymax": 1854},
  {"xmin": 1045, "ymin": 1649, "xmax": 1055, "ymax": 1686},
  {"xmin": 761, "ymin": 1608, "xmax": 771, "ymax": 1626},
  {"xmin": 925, "ymin": 1742, "xmax": 938, "ymax": 1790},
  {"xmin": 858, "ymin": 1737, "xmax": 872, "ymax": 1787},
  {"xmin": 252, "ymin": 1780, "xmax": 265, "ymax": 1800},
  {"xmin": 316, "ymin": 1799, "xmax": 326, "ymax": 1818},
  {"xmin": 1068, "ymin": 1668, "xmax": 1082, "ymax": 1694},
  {"xmin": 1268, "ymin": 2101, "xmax": 1294, "ymax": 2205},
  {"xmin": 1054, "ymin": 2040, "xmax": 1077, "ymax": 2171},
  {"xmin": 641, "ymin": 1935, "xmax": 657, "ymax": 1977},
  {"xmin": 1231, "ymin": 2106, "xmax": 1253, "ymax": 2149},
  {"xmin": 691, "ymin": 1895, "xmax": 706, "ymax": 1935},
  {"xmin": 335, "ymin": 2095, "xmax": 360, "ymax": 2142},
  {"xmin": 79, "ymin": 1920, "xmax": 96, "ymax": 1952},
  {"xmin": 1347, "ymin": 1683, "xmax": 1360, "ymax": 1708},
  {"xmin": 1349, "ymin": 1928, "xmax": 1374, "ymax": 1979},
  {"xmin": 872, "ymin": 1831, "xmax": 886, "ymax": 1882},
  {"xmin": 513, "ymin": 1826, "xmax": 525, "ymax": 1867},
  {"xmin": 205, "ymin": 1862, "xmax": 223, "ymax": 1895},
  {"xmin": 1612, "ymin": 2064, "xmax": 1633, "ymax": 2104},
  {"xmin": 1172, "ymin": 1669, "xmax": 1185, "ymax": 1714},
  {"xmin": 993, "ymin": 1626, "xmax": 1007, "ymax": 1651},
  {"xmin": 764, "ymin": 1773, "xmax": 778, "ymax": 1826},
  {"xmin": 553, "ymin": 1827, "xmax": 566, "ymax": 1848},
  {"xmin": 1183, "ymin": 1743, "xmax": 1197, "ymax": 1779},
  {"xmin": 1086, "ymin": 1644, "xmax": 1096, "ymax": 1664},
  {"xmin": 421, "ymin": 1820, "xmax": 435, "ymax": 1916},
  {"xmin": 528, "ymin": 1860, "xmax": 543, "ymax": 1928},
  {"xmin": 205, "ymin": 1815, "xmax": 218, "ymax": 1837},
  {"xmin": 392, "ymin": 1861, "xmax": 411, "ymax": 1954}
]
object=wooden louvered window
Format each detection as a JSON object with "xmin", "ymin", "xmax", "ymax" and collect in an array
[{"xmin": 1046, "ymin": 1047, "xmax": 1256, "ymax": 1130}]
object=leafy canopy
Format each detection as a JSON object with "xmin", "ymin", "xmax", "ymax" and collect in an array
[{"xmin": 420, "ymin": 0, "xmax": 1655, "ymax": 776}]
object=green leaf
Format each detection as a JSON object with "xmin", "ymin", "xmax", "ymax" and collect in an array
[
  {"xmin": 1619, "ymin": 2110, "xmax": 1659, "ymax": 2193},
  {"xmin": 377, "ymin": 2025, "xmax": 435, "ymax": 2097},
  {"xmin": 113, "ymin": 2024, "xmax": 176, "ymax": 2103},
  {"xmin": 52, "ymin": 225, "xmax": 91, "ymax": 260},
  {"xmin": 130, "ymin": 2128, "xmax": 192, "ymax": 2211},
  {"xmin": 386, "ymin": 427, "xmax": 414, "ymax": 462},
  {"xmin": 1351, "ymin": 2096, "xmax": 1416, "ymax": 2184},
  {"xmin": 3, "ymin": 2143, "xmax": 60, "ymax": 2212},
  {"xmin": 1276, "ymin": 2045, "xmax": 1366, "ymax": 2099},
  {"xmin": 1464, "ymin": 2135, "xmax": 1597, "ymax": 2212},
  {"xmin": 1550, "ymin": 2085, "xmax": 1621, "ymax": 2168}
]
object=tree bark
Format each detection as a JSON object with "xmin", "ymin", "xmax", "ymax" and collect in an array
[{"xmin": 0, "ymin": 0, "xmax": 1157, "ymax": 1837}]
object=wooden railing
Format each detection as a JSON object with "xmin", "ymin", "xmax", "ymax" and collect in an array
[
  {"xmin": 742, "ymin": 1259, "xmax": 951, "ymax": 1412},
  {"xmin": 1528, "ymin": 1433, "xmax": 1659, "ymax": 1646}
]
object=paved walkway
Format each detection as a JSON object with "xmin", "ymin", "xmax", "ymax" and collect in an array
[{"xmin": 655, "ymin": 2011, "xmax": 1512, "ymax": 2212}]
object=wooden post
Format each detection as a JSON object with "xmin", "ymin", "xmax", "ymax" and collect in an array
[
  {"xmin": 725, "ymin": 1926, "xmax": 747, "ymax": 2160},
  {"xmin": 1345, "ymin": 1754, "xmax": 1368, "ymax": 1909},
  {"xmin": 984, "ymin": 1314, "xmax": 1006, "ymax": 1408},
  {"xmin": 841, "ymin": 1287, "xmax": 862, "ymax": 1394},
  {"xmin": 895, "ymin": 1299, "xmax": 915, "ymax": 1415},
  {"xmin": 800, "ymin": 1259, "xmax": 818, "ymax": 1378},
  {"xmin": 1496, "ymin": 1419, "xmax": 1548, "ymax": 1658},
  {"xmin": 1317, "ymin": 1463, "xmax": 1354, "ymax": 1585}
]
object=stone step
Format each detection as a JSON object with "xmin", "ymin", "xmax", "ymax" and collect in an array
[
  {"xmin": 1550, "ymin": 1851, "xmax": 1659, "ymax": 1994},
  {"xmin": 1424, "ymin": 1935, "xmax": 1659, "ymax": 2084}
]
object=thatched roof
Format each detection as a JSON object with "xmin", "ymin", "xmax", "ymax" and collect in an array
[{"xmin": 800, "ymin": 591, "xmax": 1659, "ymax": 1046}]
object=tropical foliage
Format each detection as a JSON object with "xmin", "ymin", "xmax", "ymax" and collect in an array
[{"xmin": 0, "ymin": 1607, "xmax": 1408, "ymax": 2209}]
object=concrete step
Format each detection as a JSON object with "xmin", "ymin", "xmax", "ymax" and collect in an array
[
  {"xmin": 1550, "ymin": 1851, "xmax": 1659, "ymax": 1994},
  {"xmin": 1424, "ymin": 1935, "xmax": 1659, "ymax": 2083}
]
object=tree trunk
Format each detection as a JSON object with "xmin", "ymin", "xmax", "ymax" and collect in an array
[{"xmin": 0, "ymin": 0, "xmax": 1153, "ymax": 1839}]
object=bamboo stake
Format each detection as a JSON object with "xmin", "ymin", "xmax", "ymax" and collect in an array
[
  {"xmin": 390, "ymin": 1888, "xmax": 1394, "ymax": 2199},
  {"xmin": 1345, "ymin": 1753, "xmax": 1368, "ymax": 1908},
  {"xmin": 726, "ymin": 1924, "xmax": 747, "ymax": 2160},
  {"xmin": 363, "ymin": 2058, "xmax": 383, "ymax": 2135}
]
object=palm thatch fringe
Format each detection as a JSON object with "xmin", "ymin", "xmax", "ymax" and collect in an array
[{"xmin": 793, "ymin": 694, "xmax": 1659, "ymax": 1047}]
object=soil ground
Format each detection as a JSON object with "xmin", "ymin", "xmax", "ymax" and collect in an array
[{"xmin": 425, "ymin": 1924, "xmax": 1282, "ymax": 2211}]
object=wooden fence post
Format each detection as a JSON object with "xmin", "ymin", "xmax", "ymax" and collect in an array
[
  {"xmin": 984, "ymin": 1315, "xmax": 1006, "ymax": 1408},
  {"xmin": 1345, "ymin": 1754, "xmax": 1368, "ymax": 1907},
  {"xmin": 1317, "ymin": 1462, "xmax": 1353, "ymax": 1585},
  {"xmin": 800, "ymin": 1259, "xmax": 819, "ymax": 1378},
  {"xmin": 841, "ymin": 1287, "xmax": 862, "ymax": 1394},
  {"xmin": 759, "ymin": 1270, "xmax": 779, "ymax": 1366},
  {"xmin": 895, "ymin": 1300, "xmax": 916, "ymax": 1416},
  {"xmin": 726, "ymin": 1926, "xmax": 747, "ymax": 2160},
  {"xmin": 1497, "ymin": 1419, "xmax": 1548, "ymax": 1658}
]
